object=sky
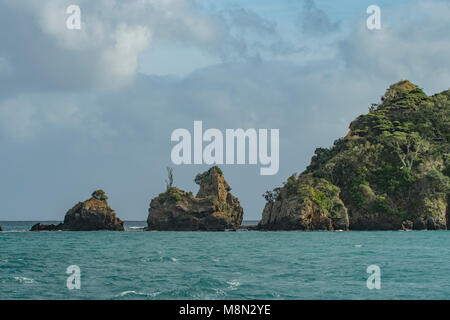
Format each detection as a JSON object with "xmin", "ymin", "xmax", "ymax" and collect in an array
[{"xmin": 0, "ymin": 0, "xmax": 449, "ymax": 221}]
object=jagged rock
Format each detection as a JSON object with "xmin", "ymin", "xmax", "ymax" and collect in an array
[
  {"xmin": 30, "ymin": 223, "xmax": 64, "ymax": 231},
  {"xmin": 146, "ymin": 167, "xmax": 243, "ymax": 231},
  {"xmin": 402, "ymin": 220, "xmax": 413, "ymax": 230},
  {"xmin": 30, "ymin": 191, "xmax": 124, "ymax": 231},
  {"xmin": 63, "ymin": 197, "xmax": 124, "ymax": 231},
  {"xmin": 0, "ymin": 226, "xmax": 2, "ymax": 232},
  {"xmin": 258, "ymin": 174, "xmax": 349, "ymax": 231}
]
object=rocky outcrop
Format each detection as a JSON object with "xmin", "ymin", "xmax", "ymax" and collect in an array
[
  {"xmin": 146, "ymin": 167, "xmax": 243, "ymax": 231},
  {"xmin": 260, "ymin": 81, "xmax": 450, "ymax": 230},
  {"xmin": 30, "ymin": 190, "xmax": 124, "ymax": 231},
  {"xmin": 258, "ymin": 175, "xmax": 349, "ymax": 230},
  {"xmin": 30, "ymin": 223, "xmax": 63, "ymax": 231},
  {"xmin": 0, "ymin": 226, "xmax": 2, "ymax": 231},
  {"xmin": 62, "ymin": 197, "xmax": 124, "ymax": 231}
]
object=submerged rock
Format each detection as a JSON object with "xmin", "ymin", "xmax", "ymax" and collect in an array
[
  {"xmin": 30, "ymin": 190, "xmax": 124, "ymax": 231},
  {"xmin": 146, "ymin": 166, "xmax": 243, "ymax": 231}
]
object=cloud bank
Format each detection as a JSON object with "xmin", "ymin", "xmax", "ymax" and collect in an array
[{"xmin": 0, "ymin": 0, "xmax": 449, "ymax": 220}]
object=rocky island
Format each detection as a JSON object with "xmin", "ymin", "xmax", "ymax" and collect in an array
[
  {"xmin": 259, "ymin": 81, "xmax": 449, "ymax": 230},
  {"xmin": 31, "ymin": 190, "xmax": 124, "ymax": 231},
  {"xmin": 146, "ymin": 166, "xmax": 243, "ymax": 231}
]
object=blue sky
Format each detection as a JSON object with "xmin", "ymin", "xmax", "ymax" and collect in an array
[{"xmin": 0, "ymin": 0, "xmax": 449, "ymax": 221}]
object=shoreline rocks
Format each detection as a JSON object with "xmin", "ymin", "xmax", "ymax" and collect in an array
[
  {"xmin": 30, "ymin": 190, "xmax": 124, "ymax": 231},
  {"xmin": 146, "ymin": 166, "xmax": 243, "ymax": 231}
]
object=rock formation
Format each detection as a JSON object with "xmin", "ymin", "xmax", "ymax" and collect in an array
[
  {"xmin": 62, "ymin": 196, "xmax": 124, "ymax": 231},
  {"xmin": 30, "ymin": 190, "xmax": 124, "ymax": 231},
  {"xmin": 259, "ymin": 81, "xmax": 450, "ymax": 230},
  {"xmin": 30, "ymin": 223, "xmax": 64, "ymax": 231},
  {"xmin": 259, "ymin": 175, "xmax": 349, "ymax": 230},
  {"xmin": 0, "ymin": 225, "xmax": 2, "ymax": 231},
  {"xmin": 146, "ymin": 166, "xmax": 243, "ymax": 231}
]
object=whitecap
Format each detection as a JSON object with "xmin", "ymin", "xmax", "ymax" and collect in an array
[
  {"xmin": 117, "ymin": 290, "xmax": 160, "ymax": 298},
  {"xmin": 227, "ymin": 280, "xmax": 241, "ymax": 290},
  {"xmin": 14, "ymin": 276, "xmax": 34, "ymax": 284},
  {"xmin": 354, "ymin": 244, "xmax": 363, "ymax": 248}
]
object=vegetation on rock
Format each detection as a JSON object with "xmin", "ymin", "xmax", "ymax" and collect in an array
[
  {"xmin": 91, "ymin": 189, "xmax": 108, "ymax": 201},
  {"xmin": 260, "ymin": 81, "xmax": 450, "ymax": 230},
  {"xmin": 147, "ymin": 166, "xmax": 243, "ymax": 231}
]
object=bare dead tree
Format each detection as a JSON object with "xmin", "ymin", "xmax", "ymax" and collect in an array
[
  {"xmin": 388, "ymin": 133, "xmax": 429, "ymax": 171},
  {"xmin": 165, "ymin": 166, "xmax": 174, "ymax": 190}
]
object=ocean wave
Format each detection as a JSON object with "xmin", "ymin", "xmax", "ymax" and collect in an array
[
  {"xmin": 13, "ymin": 276, "xmax": 34, "ymax": 284},
  {"xmin": 226, "ymin": 280, "xmax": 241, "ymax": 289},
  {"xmin": 115, "ymin": 290, "xmax": 160, "ymax": 299}
]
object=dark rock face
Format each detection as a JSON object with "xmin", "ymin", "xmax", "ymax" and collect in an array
[
  {"xmin": 0, "ymin": 226, "xmax": 2, "ymax": 232},
  {"xmin": 146, "ymin": 167, "xmax": 243, "ymax": 231},
  {"xmin": 63, "ymin": 198, "xmax": 124, "ymax": 231},
  {"xmin": 30, "ymin": 193, "xmax": 124, "ymax": 231},
  {"xmin": 30, "ymin": 223, "xmax": 64, "ymax": 231}
]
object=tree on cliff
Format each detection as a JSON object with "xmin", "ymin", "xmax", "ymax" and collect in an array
[
  {"xmin": 384, "ymin": 131, "xmax": 429, "ymax": 171},
  {"xmin": 165, "ymin": 166, "xmax": 174, "ymax": 190}
]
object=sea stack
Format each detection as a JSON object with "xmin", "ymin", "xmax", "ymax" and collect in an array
[
  {"xmin": 259, "ymin": 80, "xmax": 450, "ymax": 231},
  {"xmin": 30, "ymin": 190, "xmax": 124, "ymax": 231},
  {"xmin": 146, "ymin": 166, "xmax": 243, "ymax": 231}
]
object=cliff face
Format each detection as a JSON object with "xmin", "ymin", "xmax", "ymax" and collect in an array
[
  {"xmin": 259, "ymin": 81, "xmax": 450, "ymax": 230},
  {"xmin": 259, "ymin": 175, "xmax": 349, "ymax": 230},
  {"xmin": 63, "ymin": 198, "xmax": 124, "ymax": 231},
  {"xmin": 31, "ymin": 191, "xmax": 124, "ymax": 231},
  {"xmin": 146, "ymin": 167, "xmax": 243, "ymax": 231}
]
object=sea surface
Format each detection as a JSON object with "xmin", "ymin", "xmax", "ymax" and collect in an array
[{"xmin": 1, "ymin": 221, "xmax": 450, "ymax": 300}]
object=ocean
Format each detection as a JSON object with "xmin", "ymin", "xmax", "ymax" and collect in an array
[{"xmin": 1, "ymin": 221, "xmax": 450, "ymax": 300}]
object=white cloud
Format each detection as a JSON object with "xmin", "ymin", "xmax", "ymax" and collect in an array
[
  {"xmin": 0, "ymin": 94, "xmax": 118, "ymax": 143},
  {"xmin": 0, "ymin": 0, "xmax": 449, "ymax": 220},
  {"xmin": 340, "ymin": 0, "xmax": 450, "ymax": 93},
  {"xmin": 98, "ymin": 23, "xmax": 152, "ymax": 87},
  {"xmin": 0, "ymin": 0, "xmax": 230, "ymax": 89}
]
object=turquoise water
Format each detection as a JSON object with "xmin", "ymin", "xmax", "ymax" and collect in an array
[{"xmin": 1, "ymin": 221, "xmax": 450, "ymax": 300}]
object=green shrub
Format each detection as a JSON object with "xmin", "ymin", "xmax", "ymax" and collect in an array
[{"xmin": 92, "ymin": 190, "xmax": 108, "ymax": 201}]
